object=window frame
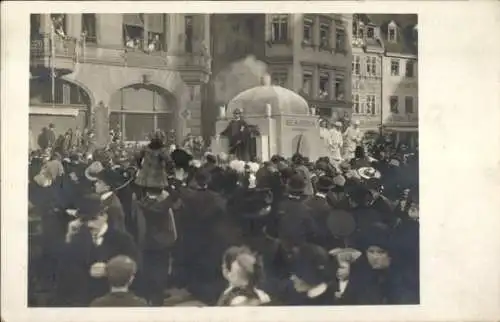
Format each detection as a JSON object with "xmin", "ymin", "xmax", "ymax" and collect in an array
[
  {"xmin": 367, "ymin": 26, "xmax": 374, "ymax": 39},
  {"xmin": 319, "ymin": 21, "xmax": 331, "ymax": 50},
  {"xmin": 390, "ymin": 95, "xmax": 399, "ymax": 114},
  {"xmin": 318, "ymin": 71, "xmax": 330, "ymax": 100},
  {"xmin": 353, "ymin": 56, "xmax": 361, "ymax": 76},
  {"xmin": 367, "ymin": 56, "xmax": 377, "ymax": 76},
  {"xmin": 405, "ymin": 60, "xmax": 415, "ymax": 78},
  {"xmin": 271, "ymin": 72, "xmax": 288, "ymax": 87},
  {"xmin": 334, "ymin": 74, "xmax": 345, "ymax": 101},
  {"xmin": 185, "ymin": 15, "xmax": 194, "ymax": 53},
  {"xmin": 366, "ymin": 94, "xmax": 376, "ymax": 115},
  {"xmin": 301, "ymin": 71, "xmax": 313, "ymax": 97},
  {"xmin": 303, "ymin": 17, "xmax": 314, "ymax": 45},
  {"xmin": 390, "ymin": 59, "xmax": 400, "ymax": 76},
  {"xmin": 353, "ymin": 93, "xmax": 360, "ymax": 114},
  {"xmin": 271, "ymin": 14, "xmax": 289, "ymax": 43},
  {"xmin": 405, "ymin": 96, "xmax": 414, "ymax": 114},
  {"xmin": 388, "ymin": 26, "xmax": 396, "ymax": 42},
  {"xmin": 335, "ymin": 27, "xmax": 346, "ymax": 53},
  {"xmin": 82, "ymin": 13, "xmax": 98, "ymax": 44}
]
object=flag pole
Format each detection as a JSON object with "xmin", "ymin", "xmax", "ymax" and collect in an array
[{"xmin": 50, "ymin": 19, "xmax": 56, "ymax": 109}]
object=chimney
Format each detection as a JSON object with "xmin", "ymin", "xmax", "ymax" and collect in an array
[{"xmin": 261, "ymin": 73, "xmax": 272, "ymax": 86}]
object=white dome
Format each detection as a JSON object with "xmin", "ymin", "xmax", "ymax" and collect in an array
[{"xmin": 227, "ymin": 85, "xmax": 310, "ymax": 117}]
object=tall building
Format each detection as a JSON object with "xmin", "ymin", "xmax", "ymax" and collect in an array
[
  {"xmin": 206, "ymin": 14, "xmax": 353, "ymax": 137},
  {"xmin": 29, "ymin": 13, "xmax": 211, "ymax": 145},
  {"xmin": 350, "ymin": 14, "xmax": 418, "ymax": 147}
]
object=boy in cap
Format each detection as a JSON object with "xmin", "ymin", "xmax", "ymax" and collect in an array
[{"xmin": 90, "ymin": 255, "xmax": 147, "ymax": 307}]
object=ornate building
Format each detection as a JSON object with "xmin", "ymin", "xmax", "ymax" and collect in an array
[
  {"xmin": 206, "ymin": 14, "xmax": 353, "ymax": 139},
  {"xmin": 350, "ymin": 14, "xmax": 418, "ymax": 147},
  {"xmin": 30, "ymin": 13, "xmax": 211, "ymax": 146}
]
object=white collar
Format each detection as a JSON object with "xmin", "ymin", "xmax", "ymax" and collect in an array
[
  {"xmin": 94, "ymin": 223, "xmax": 108, "ymax": 246},
  {"xmin": 110, "ymin": 286, "xmax": 129, "ymax": 293},
  {"xmin": 315, "ymin": 192, "xmax": 326, "ymax": 199},
  {"xmin": 307, "ymin": 283, "xmax": 328, "ymax": 298},
  {"xmin": 338, "ymin": 280, "xmax": 349, "ymax": 294}
]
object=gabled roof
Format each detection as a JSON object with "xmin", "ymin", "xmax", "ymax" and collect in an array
[{"xmin": 360, "ymin": 14, "xmax": 418, "ymax": 56}]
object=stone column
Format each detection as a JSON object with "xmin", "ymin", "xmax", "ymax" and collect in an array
[
  {"xmin": 66, "ymin": 14, "xmax": 82, "ymax": 39},
  {"xmin": 312, "ymin": 65, "xmax": 319, "ymax": 99},
  {"xmin": 93, "ymin": 101, "xmax": 110, "ymax": 148},
  {"xmin": 39, "ymin": 14, "xmax": 52, "ymax": 34}
]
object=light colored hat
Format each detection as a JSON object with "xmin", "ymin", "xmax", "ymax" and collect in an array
[
  {"xmin": 357, "ymin": 167, "xmax": 381, "ymax": 180},
  {"xmin": 85, "ymin": 161, "xmax": 105, "ymax": 181},
  {"xmin": 334, "ymin": 121, "xmax": 342, "ymax": 127}
]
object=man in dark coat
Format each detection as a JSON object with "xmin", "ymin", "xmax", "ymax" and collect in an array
[
  {"xmin": 83, "ymin": 161, "xmax": 127, "ymax": 232},
  {"xmin": 55, "ymin": 193, "xmax": 140, "ymax": 307},
  {"xmin": 136, "ymin": 189, "xmax": 178, "ymax": 306},
  {"xmin": 304, "ymin": 176, "xmax": 336, "ymax": 248},
  {"xmin": 275, "ymin": 174, "xmax": 320, "ymax": 249},
  {"xmin": 220, "ymin": 108, "xmax": 251, "ymax": 161},
  {"xmin": 177, "ymin": 170, "xmax": 229, "ymax": 304}
]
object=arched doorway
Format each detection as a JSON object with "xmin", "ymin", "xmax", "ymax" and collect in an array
[
  {"xmin": 29, "ymin": 77, "xmax": 91, "ymax": 141},
  {"xmin": 109, "ymin": 84, "xmax": 176, "ymax": 142}
]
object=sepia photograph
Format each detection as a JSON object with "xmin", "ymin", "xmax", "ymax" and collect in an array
[{"xmin": 27, "ymin": 12, "xmax": 420, "ymax": 307}]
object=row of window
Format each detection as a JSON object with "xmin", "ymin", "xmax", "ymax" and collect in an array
[
  {"xmin": 352, "ymin": 19, "xmax": 400, "ymax": 43},
  {"xmin": 390, "ymin": 59, "xmax": 415, "ymax": 77},
  {"xmin": 270, "ymin": 15, "xmax": 347, "ymax": 51},
  {"xmin": 352, "ymin": 94, "xmax": 416, "ymax": 115},
  {"xmin": 390, "ymin": 96, "xmax": 415, "ymax": 114},
  {"xmin": 352, "ymin": 94, "xmax": 378, "ymax": 115},
  {"xmin": 353, "ymin": 56, "xmax": 378, "ymax": 76},
  {"xmin": 353, "ymin": 55, "xmax": 416, "ymax": 77},
  {"xmin": 46, "ymin": 14, "xmax": 195, "ymax": 54},
  {"xmin": 271, "ymin": 70, "xmax": 346, "ymax": 101}
]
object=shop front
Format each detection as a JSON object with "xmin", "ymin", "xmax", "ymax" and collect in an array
[
  {"xmin": 108, "ymin": 84, "xmax": 176, "ymax": 143},
  {"xmin": 29, "ymin": 77, "xmax": 91, "ymax": 147}
]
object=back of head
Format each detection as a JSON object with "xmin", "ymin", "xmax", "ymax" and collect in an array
[{"xmin": 106, "ymin": 255, "xmax": 138, "ymax": 288}]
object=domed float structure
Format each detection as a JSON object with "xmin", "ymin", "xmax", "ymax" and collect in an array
[
  {"xmin": 226, "ymin": 76, "xmax": 311, "ymax": 117},
  {"xmin": 211, "ymin": 75, "xmax": 329, "ymax": 161}
]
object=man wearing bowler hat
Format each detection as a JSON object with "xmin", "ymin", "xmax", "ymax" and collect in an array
[
  {"xmin": 275, "ymin": 173, "xmax": 320, "ymax": 249},
  {"xmin": 55, "ymin": 193, "xmax": 139, "ymax": 307}
]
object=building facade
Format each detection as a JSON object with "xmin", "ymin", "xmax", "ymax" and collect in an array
[
  {"xmin": 350, "ymin": 14, "xmax": 384, "ymax": 135},
  {"xmin": 206, "ymin": 14, "xmax": 353, "ymax": 138},
  {"xmin": 30, "ymin": 13, "xmax": 211, "ymax": 146},
  {"xmin": 350, "ymin": 14, "xmax": 418, "ymax": 147}
]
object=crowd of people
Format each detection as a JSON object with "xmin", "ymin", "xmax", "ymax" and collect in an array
[{"xmin": 28, "ymin": 119, "xmax": 419, "ymax": 307}]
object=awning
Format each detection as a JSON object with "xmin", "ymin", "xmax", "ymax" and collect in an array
[
  {"xmin": 30, "ymin": 105, "xmax": 80, "ymax": 117},
  {"xmin": 383, "ymin": 127, "xmax": 418, "ymax": 132},
  {"xmin": 123, "ymin": 14, "xmax": 144, "ymax": 27}
]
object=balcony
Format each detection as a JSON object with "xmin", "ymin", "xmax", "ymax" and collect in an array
[
  {"xmin": 30, "ymin": 33, "xmax": 77, "ymax": 74},
  {"xmin": 384, "ymin": 113, "xmax": 418, "ymax": 127},
  {"xmin": 307, "ymin": 98, "xmax": 351, "ymax": 118},
  {"xmin": 30, "ymin": 33, "xmax": 211, "ymax": 82}
]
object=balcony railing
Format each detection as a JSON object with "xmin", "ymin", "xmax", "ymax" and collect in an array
[
  {"xmin": 30, "ymin": 33, "xmax": 211, "ymax": 75},
  {"xmin": 385, "ymin": 113, "xmax": 418, "ymax": 125},
  {"xmin": 30, "ymin": 33, "xmax": 77, "ymax": 72}
]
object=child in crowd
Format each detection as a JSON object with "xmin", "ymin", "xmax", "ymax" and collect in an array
[
  {"xmin": 90, "ymin": 255, "xmax": 147, "ymax": 307},
  {"xmin": 217, "ymin": 246, "xmax": 271, "ymax": 306}
]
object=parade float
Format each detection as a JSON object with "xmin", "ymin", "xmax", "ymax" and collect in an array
[{"xmin": 211, "ymin": 75, "xmax": 329, "ymax": 161}]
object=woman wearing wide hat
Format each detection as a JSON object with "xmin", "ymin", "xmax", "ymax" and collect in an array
[{"xmin": 134, "ymin": 130, "xmax": 171, "ymax": 197}]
